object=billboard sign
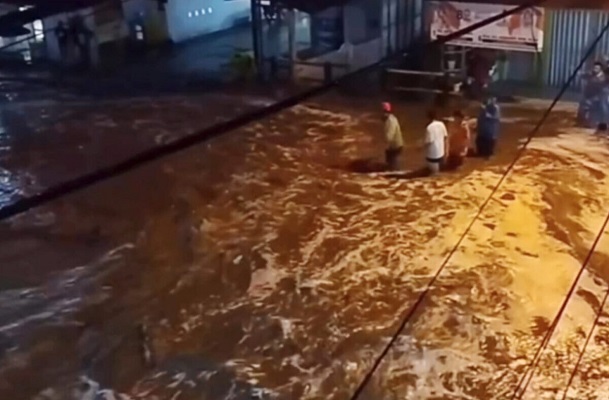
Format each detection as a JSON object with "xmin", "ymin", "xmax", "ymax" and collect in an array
[{"xmin": 427, "ymin": 2, "xmax": 544, "ymax": 52}]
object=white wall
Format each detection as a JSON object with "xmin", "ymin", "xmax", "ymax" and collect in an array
[
  {"xmin": 295, "ymin": 0, "xmax": 384, "ymax": 82},
  {"xmin": 165, "ymin": 0, "xmax": 250, "ymax": 43},
  {"xmin": 294, "ymin": 39, "xmax": 382, "ymax": 81},
  {"xmin": 43, "ymin": 8, "xmax": 100, "ymax": 66}
]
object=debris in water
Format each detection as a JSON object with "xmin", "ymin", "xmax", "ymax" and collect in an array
[
  {"xmin": 138, "ymin": 323, "xmax": 155, "ymax": 367},
  {"xmin": 251, "ymin": 388, "xmax": 269, "ymax": 399},
  {"xmin": 167, "ymin": 372, "xmax": 186, "ymax": 389}
]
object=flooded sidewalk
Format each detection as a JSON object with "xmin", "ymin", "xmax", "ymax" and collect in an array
[{"xmin": 0, "ymin": 95, "xmax": 608, "ymax": 400}]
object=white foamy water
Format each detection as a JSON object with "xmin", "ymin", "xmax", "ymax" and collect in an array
[{"xmin": 16, "ymin": 99, "xmax": 609, "ymax": 400}]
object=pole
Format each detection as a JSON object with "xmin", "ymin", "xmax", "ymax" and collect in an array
[
  {"xmin": 386, "ymin": 0, "xmax": 392, "ymax": 55},
  {"xmin": 396, "ymin": 0, "xmax": 401, "ymax": 50},
  {"xmin": 250, "ymin": 0, "xmax": 263, "ymax": 78},
  {"xmin": 287, "ymin": 8, "xmax": 296, "ymax": 78}
]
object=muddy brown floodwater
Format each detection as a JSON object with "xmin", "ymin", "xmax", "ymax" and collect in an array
[
  {"xmin": 0, "ymin": 93, "xmax": 608, "ymax": 400},
  {"xmin": 0, "ymin": 90, "xmax": 283, "ymax": 207}
]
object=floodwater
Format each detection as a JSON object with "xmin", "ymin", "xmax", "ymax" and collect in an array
[
  {"xmin": 0, "ymin": 93, "xmax": 608, "ymax": 400},
  {"xmin": 0, "ymin": 89, "xmax": 281, "ymax": 207}
]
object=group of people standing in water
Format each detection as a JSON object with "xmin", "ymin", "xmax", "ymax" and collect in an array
[{"xmin": 382, "ymin": 96, "xmax": 501, "ymax": 174}]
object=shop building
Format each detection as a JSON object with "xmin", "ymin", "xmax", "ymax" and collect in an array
[
  {"xmin": 257, "ymin": 0, "xmax": 425, "ymax": 82},
  {"xmin": 422, "ymin": 0, "xmax": 609, "ymax": 91},
  {"xmin": 544, "ymin": 8, "xmax": 609, "ymax": 90},
  {"xmin": 424, "ymin": 1, "xmax": 544, "ymax": 85}
]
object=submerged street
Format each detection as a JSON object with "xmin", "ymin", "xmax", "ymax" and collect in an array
[
  {"xmin": 0, "ymin": 86, "xmax": 285, "ymax": 207},
  {"xmin": 0, "ymin": 92, "xmax": 608, "ymax": 400}
]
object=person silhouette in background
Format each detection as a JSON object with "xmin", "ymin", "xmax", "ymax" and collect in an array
[
  {"xmin": 54, "ymin": 21, "xmax": 69, "ymax": 64},
  {"xmin": 476, "ymin": 96, "xmax": 501, "ymax": 159},
  {"xmin": 382, "ymin": 102, "xmax": 404, "ymax": 171},
  {"xmin": 69, "ymin": 15, "xmax": 93, "ymax": 70}
]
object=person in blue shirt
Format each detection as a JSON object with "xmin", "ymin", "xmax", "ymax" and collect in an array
[{"xmin": 476, "ymin": 96, "xmax": 501, "ymax": 159}]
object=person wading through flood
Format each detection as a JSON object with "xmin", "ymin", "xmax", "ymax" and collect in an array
[
  {"xmin": 447, "ymin": 110, "xmax": 471, "ymax": 169},
  {"xmin": 424, "ymin": 109, "xmax": 448, "ymax": 175},
  {"xmin": 383, "ymin": 102, "xmax": 404, "ymax": 171},
  {"xmin": 476, "ymin": 96, "xmax": 501, "ymax": 159}
]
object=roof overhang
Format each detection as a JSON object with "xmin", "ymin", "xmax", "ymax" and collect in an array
[{"xmin": 0, "ymin": 0, "xmax": 608, "ymax": 38}]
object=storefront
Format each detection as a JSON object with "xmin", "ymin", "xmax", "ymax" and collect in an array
[{"xmin": 424, "ymin": 1, "xmax": 545, "ymax": 85}]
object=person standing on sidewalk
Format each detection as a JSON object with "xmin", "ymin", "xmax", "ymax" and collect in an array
[
  {"xmin": 425, "ymin": 109, "xmax": 448, "ymax": 175},
  {"xmin": 382, "ymin": 102, "xmax": 404, "ymax": 171}
]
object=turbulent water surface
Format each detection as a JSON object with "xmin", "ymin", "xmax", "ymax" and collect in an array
[
  {"xmin": 0, "ymin": 95, "xmax": 608, "ymax": 400},
  {"xmin": 0, "ymin": 91, "xmax": 278, "ymax": 207}
]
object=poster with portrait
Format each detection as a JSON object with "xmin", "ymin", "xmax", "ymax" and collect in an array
[{"xmin": 427, "ymin": 1, "xmax": 544, "ymax": 52}]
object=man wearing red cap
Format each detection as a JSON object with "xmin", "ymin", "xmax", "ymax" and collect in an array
[{"xmin": 383, "ymin": 102, "xmax": 404, "ymax": 171}]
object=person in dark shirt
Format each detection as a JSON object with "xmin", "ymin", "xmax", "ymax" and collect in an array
[
  {"xmin": 578, "ymin": 61, "xmax": 608, "ymax": 127},
  {"xmin": 476, "ymin": 96, "xmax": 501, "ymax": 159}
]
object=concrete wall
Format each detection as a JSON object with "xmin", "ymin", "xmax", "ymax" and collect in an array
[
  {"xmin": 309, "ymin": 6, "xmax": 344, "ymax": 52},
  {"xmin": 344, "ymin": 0, "xmax": 382, "ymax": 45},
  {"xmin": 294, "ymin": 39, "xmax": 383, "ymax": 81},
  {"xmin": 165, "ymin": 0, "xmax": 250, "ymax": 43},
  {"xmin": 295, "ymin": 0, "xmax": 384, "ymax": 82}
]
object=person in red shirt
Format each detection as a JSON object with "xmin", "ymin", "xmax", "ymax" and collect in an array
[{"xmin": 447, "ymin": 110, "xmax": 471, "ymax": 169}]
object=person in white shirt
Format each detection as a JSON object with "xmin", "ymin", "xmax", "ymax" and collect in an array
[{"xmin": 424, "ymin": 109, "xmax": 448, "ymax": 175}]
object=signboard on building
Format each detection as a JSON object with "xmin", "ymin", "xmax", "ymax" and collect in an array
[{"xmin": 427, "ymin": 2, "xmax": 544, "ymax": 52}]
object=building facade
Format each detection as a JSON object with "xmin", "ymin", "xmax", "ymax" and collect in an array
[
  {"xmin": 420, "ymin": 1, "xmax": 609, "ymax": 90},
  {"xmin": 544, "ymin": 8, "xmax": 609, "ymax": 89},
  {"xmin": 291, "ymin": 0, "xmax": 424, "ymax": 81}
]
